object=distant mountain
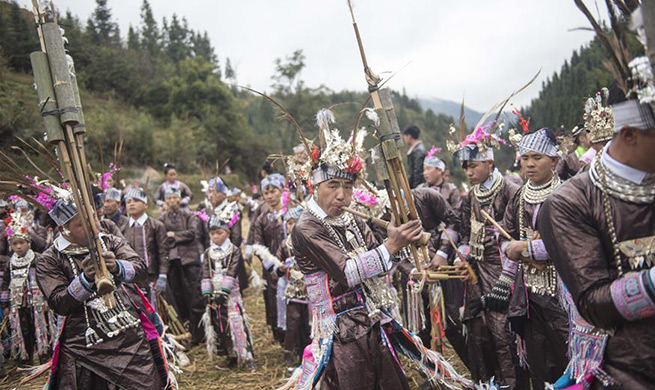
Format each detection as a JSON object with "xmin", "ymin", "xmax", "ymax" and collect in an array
[{"xmin": 418, "ymin": 97, "xmax": 484, "ymax": 129}]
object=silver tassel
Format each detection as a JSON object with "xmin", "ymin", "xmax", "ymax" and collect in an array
[
  {"xmin": 405, "ymin": 282, "xmax": 425, "ymax": 334},
  {"xmin": 85, "ymin": 327, "xmax": 104, "ymax": 347}
]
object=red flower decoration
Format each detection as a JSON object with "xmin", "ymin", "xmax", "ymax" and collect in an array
[
  {"xmin": 311, "ymin": 146, "xmax": 320, "ymax": 163},
  {"xmin": 20, "ymin": 227, "xmax": 27, "ymax": 233},
  {"xmin": 306, "ymin": 178, "xmax": 314, "ymax": 195},
  {"xmin": 512, "ymin": 106, "xmax": 531, "ymax": 133},
  {"xmin": 345, "ymin": 156, "xmax": 363, "ymax": 174},
  {"xmin": 3, "ymin": 217, "xmax": 11, "ymax": 225}
]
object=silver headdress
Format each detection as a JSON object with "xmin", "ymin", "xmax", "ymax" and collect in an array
[{"xmin": 287, "ymin": 108, "xmax": 369, "ymax": 187}]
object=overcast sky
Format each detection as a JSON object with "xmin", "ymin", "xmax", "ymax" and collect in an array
[{"xmin": 19, "ymin": 0, "xmax": 607, "ymax": 111}]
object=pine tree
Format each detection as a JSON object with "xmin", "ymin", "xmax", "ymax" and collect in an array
[
  {"xmin": 140, "ymin": 0, "xmax": 160, "ymax": 57},
  {"xmin": 87, "ymin": 0, "xmax": 121, "ymax": 47},
  {"xmin": 192, "ymin": 31, "xmax": 218, "ymax": 66},
  {"xmin": 224, "ymin": 57, "xmax": 236, "ymax": 81},
  {"xmin": 522, "ymin": 34, "xmax": 641, "ymax": 130},
  {"xmin": 2, "ymin": 2, "xmax": 38, "ymax": 72},
  {"xmin": 127, "ymin": 25, "xmax": 140, "ymax": 50},
  {"xmin": 164, "ymin": 14, "xmax": 191, "ymax": 63}
]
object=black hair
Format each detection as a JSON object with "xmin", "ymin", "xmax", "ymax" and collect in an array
[
  {"xmin": 163, "ymin": 163, "xmax": 176, "ymax": 175},
  {"xmin": 261, "ymin": 160, "xmax": 274, "ymax": 175},
  {"xmin": 262, "ymin": 184, "xmax": 282, "ymax": 192},
  {"xmin": 606, "ymin": 81, "xmax": 628, "ymax": 106},
  {"xmin": 402, "ymin": 125, "xmax": 420, "ymax": 140},
  {"xmin": 462, "ymin": 160, "xmax": 494, "ymax": 170},
  {"xmin": 91, "ymin": 185, "xmax": 104, "ymax": 209}
]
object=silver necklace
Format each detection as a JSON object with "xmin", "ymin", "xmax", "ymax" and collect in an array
[
  {"xmin": 519, "ymin": 177, "xmax": 560, "ymax": 297},
  {"xmin": 523, "ymin": 176, "xmax": 560, "ymax": 205},
  {"xmin": 209, "ymin": 244, "xmax": 234, "ymax": 272},
  {"xmin": 590, "ymin": 153, "xmax": 655, "ymax": 204},
  {"xmin": 10, "ymin": 250, "xmax": 35, "ymax": 268},
  {"xmin": 473, "ymin": 173, "xmax": 503, "ymax": 206},
  {"xmin": 307, "ymin": 207, "xmax": 363, "ymax": 252}
]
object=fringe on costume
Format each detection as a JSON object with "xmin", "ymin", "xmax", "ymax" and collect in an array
[
  {"xmin": 9, "ymin": 309, "xmax": 27, "ymax": 361},
  {"xmin": 516, "ymin": 335, "xmax": 529, "ymax": 369},
  {"xmin": 227, "ymin": 295, "xmax": 255, "ymax": 367},
  {"xmin": 277, "ymin": 277, "xmax": 288, "ymax": 331},
  {"xmin": 131, "ymin": 287, "xmax": 179, "ymax": 390},
  {"xmin": 15, "ymin": 361, "xmax": 52, "ymax": 387},
  {"xmin": 250, "ymin": 269, "xmax": 267, "ymax": 290},
  {"xmin": 276, "ymin": 366, "xmax": 303, "ymax": 390},
  {"xmin": 33, "ymin": 305, "xmax": 51, "ymax": 357},
  {"xmin": 475, "ymin": 376, "xmax": 505, "ymax": 390},
  {"xmin": 252, "ymin": 244, "xmax": 284, "ymax": 270},
  {"xmin": 384, "ymin": 321, "xmax": 474, "ymax": 390},
  {"xmin": 429, "ymin": 283, "xmax": 447, "ymax": 351},
  {"xmin": 201, "ymin": 307, "xmax": 218, "ymax": 359},
  {"xmin": 405, "ymin": 280, "xmax": 425, "ymax": 334}
]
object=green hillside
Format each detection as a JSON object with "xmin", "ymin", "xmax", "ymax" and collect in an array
[
  {"xmin": 0, "ymin": 0, "xmax": 461, "ymax": 186},
  {"xmin": 523, "ymin": 33, "xmax": 643, "ymax": 131}
]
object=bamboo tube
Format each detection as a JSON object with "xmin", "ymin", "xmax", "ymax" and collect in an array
[
  {"xmin": 34, "ymin": 14, "xmax": 114, "ymax": 301},
  {"xmin": 29, "ymin": 51, "xmax": 64, "ymax": 143},
  {"xmin": 479, "ymin": 209, "xmax": 513, "ymax": 240},
  {"xmin": 440, "ymin": 223, "xmax": 479, "ymax": 285},
  {"xmin": 411, "ymin": 271, "xmax": 466, "ymax": 282},
  {"xmin": 342, "ymin": 206, "xmax": 431, "ymax": 246}
]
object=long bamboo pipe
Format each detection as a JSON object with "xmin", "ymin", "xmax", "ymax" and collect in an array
[
  {"xmin": 479, "ymin": 209, "xmax": 513, "ymax": 240},
  {"xmin": 479, "ymin": 209, "xmax": 548, "ymax": 270},
  {"xmin": 440, "ymin": 223, "xmax": 478, "ymax": 285},
  {"xmin": 342, "ymin": 206, "xmax": 431, "ymax": 246}
]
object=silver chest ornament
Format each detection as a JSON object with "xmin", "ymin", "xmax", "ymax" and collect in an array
[
  {"xmin": 209, "ymin": 246, "xmax": 232, "ymax": 293},
  {"xmin": 619, "ymin": 236, "xmax": 655, "ymax": 270}
]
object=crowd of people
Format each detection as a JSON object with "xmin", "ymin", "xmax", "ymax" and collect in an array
[
  {"xmin": 2, "ymin": 70, "xmax": 654, "ymax": 389},
  {"xmin": 1, "ymin": 3, "xmax": 655, "ymax": 390}
]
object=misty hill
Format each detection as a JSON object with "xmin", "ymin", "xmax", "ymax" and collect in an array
[{"xmin": 418, "ymin": 97, "xmax": 484, "ymax": 129}]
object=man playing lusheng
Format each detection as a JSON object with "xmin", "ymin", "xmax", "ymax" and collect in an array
[
  {"xmin": 289, "ymin": 115, "xmax": 472, "ymax": 390},
  {"xmin": 37, "ymin": 193, "xmax": 167, "ymax": 389}
]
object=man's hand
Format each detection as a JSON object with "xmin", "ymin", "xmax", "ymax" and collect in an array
[
  {"xmin": 276, "ymin": 265, "xmax": 289, "ymax": 277},
  {"xmin": 102, "ymin": 251, "xmax": 119, "ymax": 275},
  {"xmin": 81, "ymin": 255, "xmax": 96, "ymax": 281},
  {"xmin": 429, "ymin": 254, "xmax": 448, "ymax": 270},
  {"xmin": 216, "ymin": 293, "xmax": 227, "ymax": 306},
  {"xmin": 384, "ymin": 220, "xmax": 424, "ymax": 255},
  {"xmin": 166, "ymin": 231, "xmax": 175, "ymax": 238},
  {"xmin": 154, "ymin": 275, "xmax": 167, "ymax": 293},
  {"xmin": 505, "ymin": 240, "xmax": 527, "ymax": 261},
  {"xmin": 453, "ymin": 261, "xmax": 472, "ymax": 282}
]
